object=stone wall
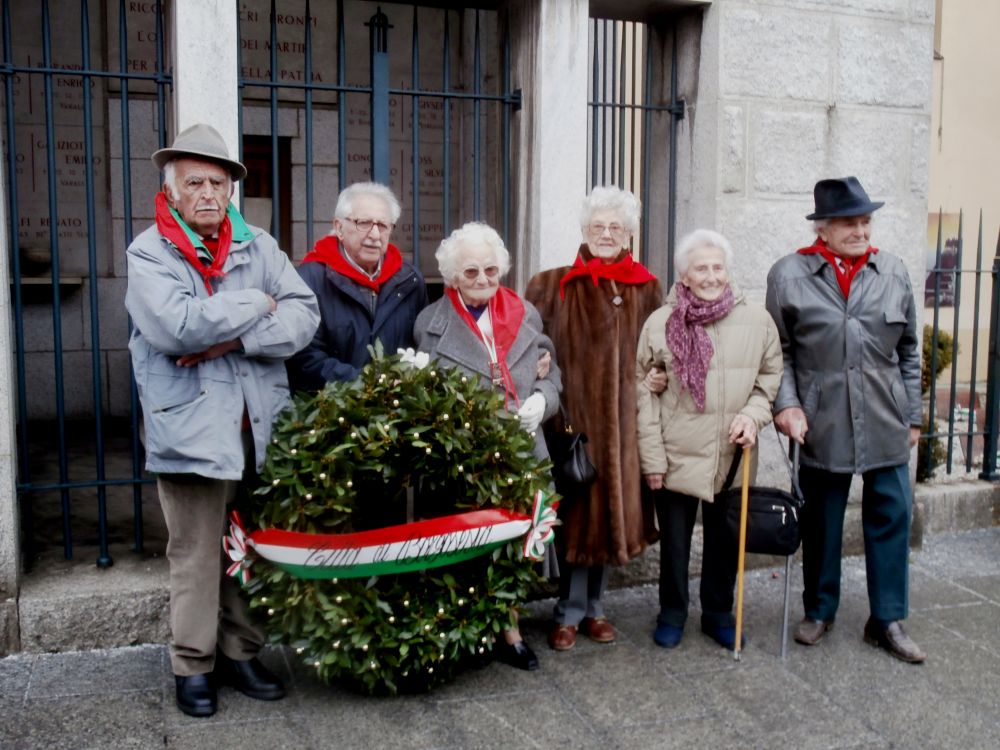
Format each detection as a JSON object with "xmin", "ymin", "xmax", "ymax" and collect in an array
[{"xmin": 681, "ymin": 0, "xmax": 935, "ymax": 301}]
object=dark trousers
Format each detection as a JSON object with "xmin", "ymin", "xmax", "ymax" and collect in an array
[
  {"xmin": 654, "ymin": 489, "xmax": 738, "ymax": 630},
  {"xmin": 799, "ymin": 463, "xmax": 911, "ymax": 623}
]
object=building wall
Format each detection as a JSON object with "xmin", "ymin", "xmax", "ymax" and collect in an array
[
  {"xmin": 926, "ymin": 0, "xmax": 1000, "ymax": 383},
  {"xmin": 681, "ymin": 0, "xmax": 935, "ymax": 304}
]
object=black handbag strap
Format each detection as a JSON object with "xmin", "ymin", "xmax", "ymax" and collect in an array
[
  {"xmin": 557, "ymin": 402, "xmax": 574, "ymax": 433},
  {"xmin": 721, "ymin": 423, "xmax": 801, "ymax": 498},
  {"xmin": 722, "ymin": 449, "xmax": 743, "ymax": 491}
]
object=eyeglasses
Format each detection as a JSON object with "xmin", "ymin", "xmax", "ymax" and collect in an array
[
  {"xmin": 346, "ymin": 217, "xmax": 393, "ymax": 234},
  {"xmin": 461, "ymin": 265, "xmax": 501, "ymax": 280},
  {"xmin": 588, "ymin": 222, "xmax": 627, "ymax": 237}
]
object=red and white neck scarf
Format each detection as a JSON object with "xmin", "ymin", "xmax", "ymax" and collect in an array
[
  {"xmin": 797, "ymin": 237, "xmax": 878, "ymax": 298},
  {"xmin": 558, "ymin": 244, "xmax": 657, "ymax": 299},
  {"xmin": 302, "ymin": 235, "xmax": 403, "ymax": 292},
  {"xmin": 154, "ymin": 191, "xmax": 233, "ymax": 295},
  {"xmin": 445, "ymin": 286, "xmax": 525, "ymax": 408}
]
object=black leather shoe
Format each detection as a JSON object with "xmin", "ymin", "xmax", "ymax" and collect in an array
[
  {"xmin": 794, "ymin": 617, "xmax": 835, "ymax": 646},
  {"xmin": 493, "ymin": 638, "xmax": 540, "ymax": 671},
  {"xmin": 175, "ymin": 673, "xmax": 217, "ymax": 718},
  {"xmin": 863, "ymin": 617, "xmax": 926, "ymax": 664},
  {"xmin": 215, "ymin": 652, "xmax": 285, "ymax": 700}
]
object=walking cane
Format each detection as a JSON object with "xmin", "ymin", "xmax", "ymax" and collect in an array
[{"xmin": 733, "ymin": 444, "xmax": 751, "ymax": 661}]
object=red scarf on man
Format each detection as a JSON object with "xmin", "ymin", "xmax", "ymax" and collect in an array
[
  {"xmin": 798, "ymin": 237, "xmax": 878, "ymax": 298},
  {"xmin": 558, "ymin": 244, "xmax": 657, "ymax": 299},
  {"xmin": 444, "ymin": 286, "xmax": 525, "ymax": 407},
  {"xmin": 302, "ymin": 235, "xmax": 403, "ymax": 292},
  {"xmin": 155, "ymin": 191, "xmax": 233, "ymax": 295}
]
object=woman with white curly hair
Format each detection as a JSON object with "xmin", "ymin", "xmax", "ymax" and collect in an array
[{"xmin": 413, "ymin": 221, "xmax": 562, "ymax": 671}]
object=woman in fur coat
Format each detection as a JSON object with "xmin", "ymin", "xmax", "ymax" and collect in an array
[
  {"xmin": 525, "ymin": 186, "xmax": 662, "ymax": 652},
  {"xmin": 414, "ymin": 221, "xmax": 561, "ymax": 671}
]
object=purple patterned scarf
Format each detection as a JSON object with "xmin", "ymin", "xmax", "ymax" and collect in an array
[{"xmin": 666, "ymin": 283, "xmax": 735, "ymax": 411}]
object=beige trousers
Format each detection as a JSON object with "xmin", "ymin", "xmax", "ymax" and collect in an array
[{"xmin": 157, "ymin": 472, "xmax": 265, "ymax": 676}]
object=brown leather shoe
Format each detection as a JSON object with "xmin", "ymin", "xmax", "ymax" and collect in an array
[
  {"xmin": 863, "ymin": 617, "xmax": 926, "ymax": 664},
  {"xmin": 581, "ymin": 616, "xmax": 616, "ymax": 643},
  {"xmin": 548, "ymin": 623, "xmax": 577, "ymax": 651},
  {"xmin": 793, "ymin": 617, "xmax": 834, "ymax": 646}
]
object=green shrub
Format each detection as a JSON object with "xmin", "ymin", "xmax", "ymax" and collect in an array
[
  {"xmin": 921, "ymin": 325, "xmax": 956, "ymax": 394},
  {"xmin": 916, "ymin": 412, "xmax": 948, "ymax": 482}
]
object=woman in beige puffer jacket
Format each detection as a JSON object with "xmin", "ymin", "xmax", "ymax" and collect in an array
[{"xmin": 635, "ymin": 229, "xmax": 782, "ymax": 651}]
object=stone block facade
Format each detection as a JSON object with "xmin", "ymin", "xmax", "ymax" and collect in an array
[{"xmin": 681, "ymin": 0, "xmax": 935, "ymax": 299}]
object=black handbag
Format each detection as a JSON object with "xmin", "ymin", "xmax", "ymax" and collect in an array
[
  {"xmin": 546, "ymin": 405, "xmax": 597, "ymax": 495},
  {"xmin": 717, "ymin": 434, "xmax": 803, "ymax": 556}
]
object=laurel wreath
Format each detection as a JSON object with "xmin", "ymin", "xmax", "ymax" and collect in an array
[{"xmin": 245, "ymin": 346, "xmax": 551, "ymax": 694}]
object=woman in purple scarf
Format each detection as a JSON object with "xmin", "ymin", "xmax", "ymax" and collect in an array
[{"xmin": 635, "ymin": 229, "xmax": 783, "ymax": 650}]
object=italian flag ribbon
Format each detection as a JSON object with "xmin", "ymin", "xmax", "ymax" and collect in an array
[
  {"xmin": 224, "ymin": 515, "xmax": 253, "ymax": 585},
  {"xmin": 224, "ymin": 492, "xmax": 559, "ymax": 582}
]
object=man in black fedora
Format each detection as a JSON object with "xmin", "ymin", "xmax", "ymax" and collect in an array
[
  {"xmin": 765, "ymin": 176, "xmax": 925, "ymax": 663},
  {"xmin": 126, "ymin": 123, "xmax": 320, "ymax": 715}
]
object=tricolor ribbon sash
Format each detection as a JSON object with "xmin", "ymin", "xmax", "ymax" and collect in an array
[
  {"xmin": 224, "ymin": 493, "xmax": 559, "ymax": 583},
  {"xmin": 224, "ymin": 512, "xmax": 253, "ymax": 585},
  {"xmin": 522, "ymin": 490, "xmax": 558, "ymax": 561}
]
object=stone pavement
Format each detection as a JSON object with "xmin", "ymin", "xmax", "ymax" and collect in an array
[{"xmin": 1, "ymin": 528, "xmax": 998, "ymax": 750}]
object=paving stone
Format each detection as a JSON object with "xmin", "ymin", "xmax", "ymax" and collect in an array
[
  {"xmin": 543, "ymin": 645, "xmax": 705, "ymax": 730},
  {"xmin": 612, "ymin": 714, "xmax": 768, "ymax": 750},
  {"xmin": 430, "ymin": 690, "xmax": 604, "ymax": 750},
  {"xmin": 295, "ymin": 691, "xmax": 453, "ymax": 748},
  {"xmin": 907, "ymin": 566, "xmax": 987, "ymax": 611},
  {"xmin": 166, "ymin": 715, "xmax": 316, "ymax": 750},
  {"xmin": 0, "ymin": 653, "xmax": 31, "ymax": 706},
  {"xmin": 951, "ymin": 574, "xmax": 1000, "ymax": 604},
  {"xmin": 0, "ymin": 692, "xmax": 164, "ymax": 750},
  {"xmin": 29, "ymin": 645, "xmax": 163, "ymax": 697}
]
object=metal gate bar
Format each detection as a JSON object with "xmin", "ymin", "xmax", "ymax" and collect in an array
[{"xmin": 2, "ymin": 0, "xmax": 170, "ymax": 564}]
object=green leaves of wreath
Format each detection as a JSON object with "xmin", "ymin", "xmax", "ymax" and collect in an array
[{"xmin": 247, "ymin": 345, "xmax": 551, "ymax": 694}]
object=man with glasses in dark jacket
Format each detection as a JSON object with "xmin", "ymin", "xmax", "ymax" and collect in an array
[{"xmin": 287, "ymin": 181, "xmax": 428, "ymax": 391}]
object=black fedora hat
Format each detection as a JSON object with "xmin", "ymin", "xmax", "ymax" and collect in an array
[{"xmin": 805, "ymin": 176, "xmax": 884, "ymax": 220}]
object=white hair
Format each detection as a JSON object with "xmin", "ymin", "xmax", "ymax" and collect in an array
[
  {"xmin": 674, "ymin": 229, "xmax": 734, "ymax": 277},
  {"xmin": 579, "ymin": 185, "xmax": 641, "ymax": 235},
  {"xmin": 162, "ymin": 161, "xmax": 179, "ymax": 198},
  {"xmin": 334, "ymin": 182, "xmax": 402, "ymax": 223},
  {"xmin": 435, "ymin": 221, "xmax": 511, "ymax": 287}
]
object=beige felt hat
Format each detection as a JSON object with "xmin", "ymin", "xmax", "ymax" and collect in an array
[{"xmin": 151, "ymin": 123, "xmax": 247, "ymax": 181}]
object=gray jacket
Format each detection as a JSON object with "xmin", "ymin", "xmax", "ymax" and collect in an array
[
  {"xmin": 126, "ymin": 220, "xmax": 320, "ymax": 480},
  {"xmin": 413, "ymin": 294, "xmax": 561, "ymax": 461},
  {"xmin": 765, "ymin": 249, "xmax": 921, "ymax": 473}
]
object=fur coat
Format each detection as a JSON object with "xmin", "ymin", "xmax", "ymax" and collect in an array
[{"xmin": 525, "ymin": 246, "xmax": 662, "ymax": 566}]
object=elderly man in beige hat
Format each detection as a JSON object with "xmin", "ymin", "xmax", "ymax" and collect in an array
[{"xmin": 125, "ymin": 123, "xmax": 319, "ymax": 717}]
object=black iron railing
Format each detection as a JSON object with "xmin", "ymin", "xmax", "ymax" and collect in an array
[
  {"xmin": 588, "ymin": 18, "xmax": 684, "ymax": 280},
  {"xmin": 922, "ymin": 209, "xmax": 1000, "ymax": 481}
]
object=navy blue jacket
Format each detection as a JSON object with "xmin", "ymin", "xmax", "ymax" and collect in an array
[{"xmin": 286, "ymin": 258, "xmax": 428, "ymax": 391}]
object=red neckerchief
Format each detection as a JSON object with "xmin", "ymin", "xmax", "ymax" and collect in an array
[
  {"xmin": 302, "ymin": 235, "xmax": 403, "ymax": 292},
  {"xmin": 558, "ymin": 243, "xmax": 657, "ymax": 299},
  {"xmin": 155, "ymin": 191, "xmax": 233, "ymax": 295},
  {"xmin": 797, "ymin": 237, "xmax": 878, "ymax": 298},
  {"xmin": 445, "ymin": 286, "xmax": 525, "ymax": 407}
]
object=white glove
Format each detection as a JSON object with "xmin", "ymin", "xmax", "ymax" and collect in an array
[{"xmin": 517, "ymin": 392, "xmax": 546, "ymax": 433}]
